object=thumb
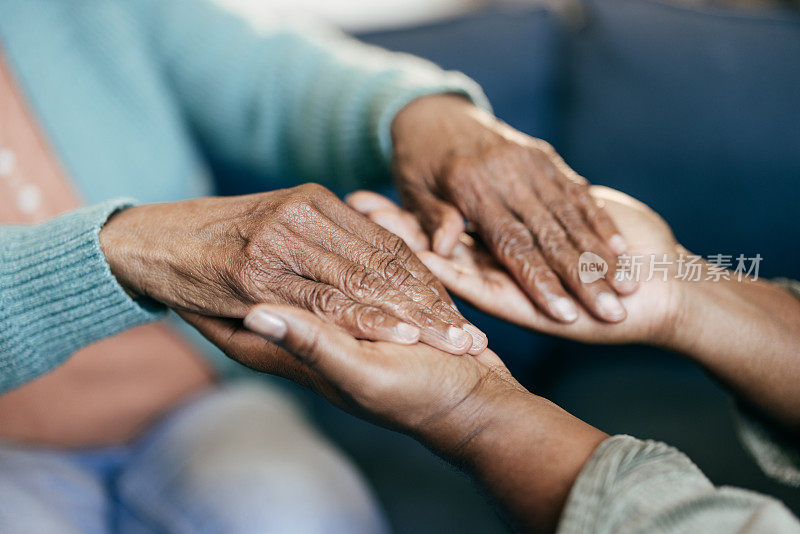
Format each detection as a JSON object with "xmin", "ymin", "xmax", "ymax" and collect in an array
[
  {"xmin": 401, "ymin": 188, "xmax": 464, "ymax": 257},
  {"xmin": 244, "ymin": 305, "xmax": 363, "ymax": 388}
]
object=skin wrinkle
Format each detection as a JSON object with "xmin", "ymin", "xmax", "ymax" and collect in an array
[
  {"xmin": 100, "ymin": 183, "xmax": 477, "ymax": 353},
  {"xmin": 324, "ymin": 220, "xmax": 462, "ymax": 322},
  {"xmin": 392, "ymin": 94, "xmax": 630, "ymax": 323}
]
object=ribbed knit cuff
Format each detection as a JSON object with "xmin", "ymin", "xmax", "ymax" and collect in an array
[
  {"xmin": 556, "ymin": 435, "xmax": 711, "ymax": 534},
  {"xmin": 734, "ymin": 406, "xmax": 800, "ymax": 487},
  {"xmin": 0, "ymin": 199, "xmax": 165, "ymax": 392}
]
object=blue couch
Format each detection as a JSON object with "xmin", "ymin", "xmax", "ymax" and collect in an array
[
  {"xmin": 353, "ymin": 4, "xmax": 800, "ymax": 532},
  {"xmin": 217, "ymin": 4, "xmax": 800, "ymax": 531}
]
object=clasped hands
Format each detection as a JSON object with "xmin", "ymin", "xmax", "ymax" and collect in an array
[
  {"xmin": 99, "ymin": 94, "xmax": 671, "ymax": 455},
  {"xmin": 100, "ymin": 95, "xmax": 637, "ymax": 356}
]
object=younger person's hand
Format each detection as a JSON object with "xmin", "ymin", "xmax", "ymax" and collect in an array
[
  {"xmin": 180, "ymin": 305, "xmax": 523, "ymax": 455},
  {"xmin": 180, "ymin": 304, "xmax": 606, "ymax": 534}
]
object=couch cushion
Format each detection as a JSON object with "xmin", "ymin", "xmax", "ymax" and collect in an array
[{"xmin": 561, "ymin": 0, "xmax": 800, "ymax": 278}]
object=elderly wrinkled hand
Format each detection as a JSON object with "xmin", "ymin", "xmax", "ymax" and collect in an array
[
  {"xmin": 391, "ymin": 95, "xmax": 638, "ymax": 323},
  {"xmin": 99, "ymin": 183, "xmax": 486, "ymax": 355}
]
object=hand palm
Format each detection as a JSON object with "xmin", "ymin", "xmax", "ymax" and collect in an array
[
  {"xmin": 180, "ymin": 308, "xmax": 515, "ymax": 441},
  {"xmin": 347, "ymin": 187, "xmax": 682, "ymax": 345}
]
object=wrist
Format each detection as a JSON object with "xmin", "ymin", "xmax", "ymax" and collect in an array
[
  {"xmin": 431, "ymin": 377, "xmax": 607, "ymax": 532},
  {"xmin": 99, "ymin": 204, "xmax": 147, "ymax": 298},
  {"xmin": 662, "ymin": 269, "xmax": 800, "ymax": 358},
  {"xmin": 414, "ymin": 371, "xmax": 526, "ymax": 464},
  {"xmin": 420, "ymin": 371, "xmax": 605, "ymax": 469},
  {"xmin": 391, "ymin": 94, "xmax": 488, "ymax": 163}
]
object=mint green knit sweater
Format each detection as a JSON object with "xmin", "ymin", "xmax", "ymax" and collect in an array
[{"xmin": 0, "ymin": 0, "xmax": 488, "ymax": 392}]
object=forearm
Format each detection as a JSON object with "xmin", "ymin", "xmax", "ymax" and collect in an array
[
  {"xmin": 135, "ymin": 0, "xmax": 488, "ymax": 190},
  {"xmin": 428, "ymin": 385, "xmax": 607, "ymax": 533},
  {"xmin": 421, "ymin": 379, "xmax": 800, "ymax": 534},
  {"xmin": 666, "ymin": 275, "xmax": 800, "ymax": 428}
]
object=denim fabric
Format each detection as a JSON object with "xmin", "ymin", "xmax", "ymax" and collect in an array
[{"xmin": 0, "ymin": 383, "xmax": 387, "ymax": 534}]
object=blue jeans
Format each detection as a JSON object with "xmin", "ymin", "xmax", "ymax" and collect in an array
[{"xmin": 0, "ymin": 383, "xmax": 388, "ymax": 534}]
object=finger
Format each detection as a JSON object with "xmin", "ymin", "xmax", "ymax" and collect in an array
[
  {"xmin": 344, "ymin": 190, "xmax": 403, "ymax": 215},
  {"xmin": 366, "ymin": 209, "xmax": 429, "ymax": 252},
  {"xmin": 502, "ymin": 186, "xmax": 627, "ymax": 322},
  {"xmin": 418, "ymin": 249, "xmax": 543, "ymax": 329},
  {"xmin": 286, "ymin": 242, "xmax": 476, "ymax": 354},
  {"xmin": 276, "ymin": 274, "xmax": 422, "ymax": 345},
  {"xmin": 345, "ymin": 192, "xmax": 430, "ymax": 253},
  {"xmin": 316, "ymin": 201, "xmax": 480, "ymax": 344},
  {"xmin": 325, "ymin": 231, "xmax": 486, "ymax": 354},
  {"xmin": 397, "ymin": 184, "xmax": 465, "ymax": 257},
  {"xmin": 177, "ymin": 310, "xmax": 328, "ymax": 393},
  {"xmin": 526, "ymin": 162, "xmax": 637, "ymax": 295},
  {"xmin": 452, "ymin": 190, "xmax": 579, "ymax": 323},
  {"xmin": 243, "ymin": 304, "xmax": 365, "ymax": 393},
  {"xmin": 328, "ymin": 199, "xmax": 455, "ymax": 297},
  {"xmin": 545, "ymin": 154, "xmax": 628, "ymax": 255},
  {"xmin": 574, "ymin": 183, "xmax": 628, "ymax": 255}
]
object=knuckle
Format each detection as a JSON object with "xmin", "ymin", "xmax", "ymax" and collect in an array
[
  {"xmin": 534, "ymin": 222, "xmax": 570, "ymax": 257},
  {"xmin": 273, "ymin": 198, "xmax": 309, "ymax": 221},
  {"xmin": 307, "ymin": 285, "xmax": 341, "ymax": 315},
  {"xmin": 564, "ymin": 178, "xmax": 591, "ymax": 198},
  {"xmin": 343, "ymin": 265, "xmax": 387, "ymax": 300},
  {"xmin": 298, "ymin": 182, "xmax": 331, "ymax": 198},
  {"xmin": 399, "ymin": 305, "xmax": 433, "ymax": 329},
  {"xmin": 442, "ymin": 156, "xmax": 477, "ymax": 189},
  {"xmin": 561, "ymin": 261, "xmax": 581, "ymax": 283},
  {"xmin": 376, "ymin": 255, "xmax": 414, "ymax": 287},
  {"xmin": 429, "ymin": 298, "xmax": 458, "ymax": 318},
  {"xmin": 351, "ymin": 306, "xmax": 389, "ymax": 335},
  {"xmin": 493, "ymin": 221, "xmax": 536, "ymax": 260},
  {"xmin": 556, "ymin": 202, "xmax": 586, "ymax": 229},
  {"xmin": 381, "ymin": 232, "xmax": 413, "ymax": 261},
  {"xmin": 531, "ymin": 267, "xmax": 560, "ymax": 288}
]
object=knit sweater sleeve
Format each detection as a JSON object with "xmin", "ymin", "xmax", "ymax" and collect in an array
[
  {"xmin": 0, "ymin": 200, "xmax": 164, "ymax": 393},
  {"xmin": 133, "ymin": 0, "xmax": 490, "ymax": 191},
  {"xmin": 556, "ymin": 435, "xmax": 800, "ymax": 534}
]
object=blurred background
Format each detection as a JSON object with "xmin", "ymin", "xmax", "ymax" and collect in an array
[{"xmin": 215, "ymin": 0, "xmax": 800, "ymax": 532}]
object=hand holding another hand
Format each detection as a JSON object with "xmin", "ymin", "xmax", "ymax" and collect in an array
[
  {"xmin": 181, "ymin": 302, "xmax": 606, "ymax": 534},
  {"xmin": 391, "ymin": 95, "xmax": 638, "ymax": 323},
  {"xmin": 99, "ymin": 183, "xmax": 487, "ymax": 354},
  {"xmin": 347, "ymin": 186, "xmax": 684, "ymax": 346}
]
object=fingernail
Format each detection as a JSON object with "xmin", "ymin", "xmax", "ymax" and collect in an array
[
  {"xmin": 447, "ymin": 326, "xmax": 472, "ymax": 349},
  {"xmin": 597, "ymin": 293, "xmax": 626, "ymax": 321},
  {"xmin": 463, "ymin": 324, "xmax": 488, "ymax": 353},
  {"xmin": 615, "ymin": 278, "xmax": 639, "ymax": 294},
  {"xmin": 609, "ymin": 234, "xmax": 627, "ymax": 255},
  {"xmin": 244, "ymin": 309, "xmax": 287, "ymax": 340},
  {"xmin": 395, "ymin": 322, "xmax": 420, "ymax": 343},
  {"xmin": 551, "ymin": 297, "xmax": 578, "ymax": 323}
]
